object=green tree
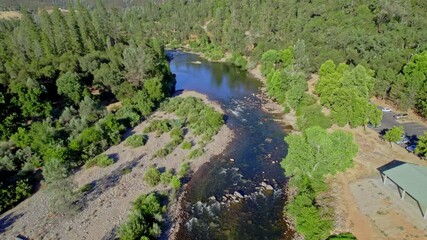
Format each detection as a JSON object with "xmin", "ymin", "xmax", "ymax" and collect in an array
[
  {"xmin": 415, "ymin": 132, "xmax": 427, "ymax": 157},
  {"xmin": 57, "ymin": 72, "xmax": 83, "ymax": 104},
  {"xmin": 383, "ymin": 126, "xmax": 404, "ymax": 147}
]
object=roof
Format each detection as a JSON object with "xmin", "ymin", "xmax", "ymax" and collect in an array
[{"xmin": 382, "ymin": 162, "xmax": 427, "ymax": 208}]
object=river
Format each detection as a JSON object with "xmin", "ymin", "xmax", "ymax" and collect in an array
[{"xmin": 168, "ymin": 51, "xmax": 293, "ymax": 240}]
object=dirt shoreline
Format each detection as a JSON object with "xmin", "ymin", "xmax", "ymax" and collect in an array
[{"xmin": 0, "ymin": 90, "xmax": 233, "ymax": 240}]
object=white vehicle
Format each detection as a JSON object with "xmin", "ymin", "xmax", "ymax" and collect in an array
[{"xmin": 381, "ymin": 107, "xmax": 392, "ymax": 112}]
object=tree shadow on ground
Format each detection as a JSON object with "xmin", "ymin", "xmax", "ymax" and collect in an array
[
  {"xmin": 78, "ymin": 154, "xmax": 145, "ymax": 210},
  {"xmin": 0, "ymin": 212, "xmax": 25, "ymax": 233}
]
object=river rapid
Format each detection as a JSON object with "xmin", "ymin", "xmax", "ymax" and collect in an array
[{"xmin": 168, "ymin": 51, "xmax": 293, "ymax": 240}]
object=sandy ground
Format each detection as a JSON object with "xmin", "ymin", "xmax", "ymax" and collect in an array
[
  {"xmin": 0, "ymin": 91, "xmax": 233, "ymax": 240},
  {"xmin": 330, "ymin": 126, "xmax": 427, "ymax": 239},
  {"xmin": 0, "ymin": 11, "xmax": 21, "ymax": 19}
]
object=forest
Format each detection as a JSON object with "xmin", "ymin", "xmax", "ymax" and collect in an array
[
  {"xmin": 131, "ymin": 0, "xmax": 427, "ymax": 117},
  {"xmin": 0, "ymin": 1, "xmax": 175, "ymax": 214}
]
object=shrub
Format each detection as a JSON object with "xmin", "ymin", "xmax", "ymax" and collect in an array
[
  {"xmin": 178, "ymin": 162, "xmax": 190, "ymax": 178},
  {"xmin": 153, "ymin": 148, "xmax": 169, "ymax": 159},
  {"xmin": 160, "ymin": 171, "xmax": 173, "ymax": 185},
  {"xmin": 144, "ymin": 166, "xmax": 161, "ymax": 186},
  {"xmin": 119, "ymin": 193, "xmax": 165, "ymax": 240},
  {"xmin": 79, "ymin": 183, "xmax": 95, "ymax": 193},
  {"xmin": 170, "ymin": 127, "xmax": 184, "ymax": 142},
  {"xmin": 170, "ymin": 176, "xmax": 181, "ymax": 190},
  {"xmin": 0, "ymin": 179, "xmax": 32, "ymax": 214},
  {"xmin": 143, "ymin": 119, "xmax": 172, "ymax": 135},
  {"xmin": 188, "ymin": 147, "xmax": 204, "ymax": 159},
  {"xmin": 125, "ymin": 134, "xmax": 147, "ymax": 148},
  {"xmin": 181, "ymin": 141, "xmax": 192, "ymax": 150},
  {"xmin": 85, "ymin": 154, "xmax": 114, "ymax": 168}
]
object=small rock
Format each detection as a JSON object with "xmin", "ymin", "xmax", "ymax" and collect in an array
[
  {"xmin": 265, "ymin": 184, "xmax": 274, "ymax": 191},
  {"xmin": 234, "ymin": 191, "xmax": 244, "ymax": 199},
  {"xmin": 230, "ymin": 158, "xmax": 235, "ymax": 162},
  {"xmin": 209, "ymin": 196, "xmax": 217, "ymax": 201}
]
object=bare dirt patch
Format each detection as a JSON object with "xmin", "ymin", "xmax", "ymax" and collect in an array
[
  {"xmin": 0, "ymin": 11, "xmax": 21, "ymax": 19},
  {"xmin": 0, "ymin": 92, "xmax": 233, "ymax": 240}
]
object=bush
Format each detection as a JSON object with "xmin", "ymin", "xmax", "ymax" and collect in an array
[
  {"xmin": 125, "ymin": 134, "xmax": 147, "ymax": 148},
  {"xmin": 0, "ymin": 179, "xmax": 32, "ymax": 214},
  {"xmin": 85, "ymin": 154, "xmax": 114, "ymax": 168},
  {"xmin": 188, "ymin": 147, "xmax": 204, "ymax": 159},
  {"xmin": 144, "ymin": 166, "xmax": 161, "ymax": 186},
  {"xmin": 170, "ymin": 127, "xmax": 184, "ymax": 142},
  {"xmin": 181, "ymin": 141, "xmax": 192, "ymax": 150},
  {"xmin": 178, "ymin": 162, "xmax": 190, "ymax": 178},
  {"xmin": 162, "ymin": 97, "xmax": 224, "ymax": 141},
  {"xmin": 143, "ymin": 119, "xmax": 172, "ymax": 135},
  {"xmin": 119, "ymin": 193, "xmax": 165, "ymax": 240},
  {"xmin": 170, "ymin": 176, "xmax": 181, "ymax": 190},
  {"xmin": 160, "ymin": 171, "xmax": 173, "ymax": 185}
]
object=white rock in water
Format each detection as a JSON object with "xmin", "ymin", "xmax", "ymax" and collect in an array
[
  {"xmin": 230, "ymin": 158, "xmax": 235, "ymax": 162},
  {"xmin": 209, "ymin": 196, "xmax": 217, "ymax": 201}
]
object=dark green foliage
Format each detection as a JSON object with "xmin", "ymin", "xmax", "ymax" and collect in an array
[
  {"xmin": 56, "ymin": 72, "xmax": 83, "ymax": 104},
  {"xmin": 0, "ymin": 179, "xmax": 32, "ymax": 214},
  {"xmin": 119, "ymin": 193, "xmax": 166, "ymax": 240},
  {"xmin": 85, "ymin": 154, "xmax": 114, "ymax": 168},
  {"xmin": 125, "ymin": 134, "xmax": 148, "ymax": 148},
  {"xmin": 144, "ymin": 166, "xmax": 161, "ymax": 186}
]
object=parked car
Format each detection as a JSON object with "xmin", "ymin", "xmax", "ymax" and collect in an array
[
  {"xmin": 396, "ymin": 136, "xmax": 410, "ymax": 144},
  {"xmin": 393, "ymin": 113, "xmax": 408, "ymax": 119},
  {"xmin": 406, "ymin": 144, "xmax": 417, "ymax": 152},
  {"xmin": 381, "ymin": 107, "xmax": 392, "ymax": 112}
]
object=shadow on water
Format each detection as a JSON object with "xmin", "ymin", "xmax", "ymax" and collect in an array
[{"xmin": 168, "ymin": 51, "xmax": 294, "ymax": 239}]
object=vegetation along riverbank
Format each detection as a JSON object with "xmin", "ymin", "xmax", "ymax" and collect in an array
[{"xmin": 2, "ymin": 0, "xmax": 427, "ymax": 239}]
